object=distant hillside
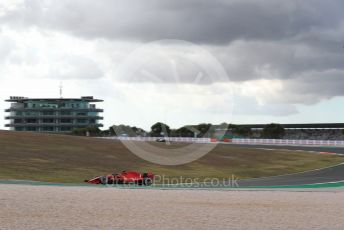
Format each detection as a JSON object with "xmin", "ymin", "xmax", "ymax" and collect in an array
[{"xmin": 0, "ymin": 130, "xmax": 343, "ymax": 183}]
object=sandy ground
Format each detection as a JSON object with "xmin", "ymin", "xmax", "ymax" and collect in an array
[{"xmin": 1, "ymin": 185, "xmax": 344, "ymax": 230}]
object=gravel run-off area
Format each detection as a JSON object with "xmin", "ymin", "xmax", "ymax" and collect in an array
[{"xmin": 1, "ymin": 184, "xmax": 344, "ymax": 230}]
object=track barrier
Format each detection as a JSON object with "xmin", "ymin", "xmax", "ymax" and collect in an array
[{"xmin": 100, "ymin": 136, "xmax": 344, "ymax": 146}]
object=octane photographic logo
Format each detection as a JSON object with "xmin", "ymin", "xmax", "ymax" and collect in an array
[
  {"xmin": 114, "ymin": 39, "xmax": 233, "ymax": 165},
  {"xmin": 153, "ymin": 174, "xmax": 239, "ymax": 188},
  {"xmin": 104, "ymin": 175, "xmax": 239, "ymax": 189}
]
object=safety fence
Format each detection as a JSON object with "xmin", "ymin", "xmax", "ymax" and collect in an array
[
  {"xmin": 100, "ymin": 136, "xmax": 344, "ymax": 146},
  {"xmin": 231, "ymin": 138, "xmax": 344, "ymax": 146},
  {"xmin": 101, "ymin": 136, "xmax": 211, "ymax": 143}
]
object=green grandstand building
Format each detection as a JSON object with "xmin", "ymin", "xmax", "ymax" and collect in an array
[{"xmin": 5, "ymin": 96, "xmax": 103, "ymax": 132}]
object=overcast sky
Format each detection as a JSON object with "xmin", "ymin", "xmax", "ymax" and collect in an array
[{"xmin": 1, "ymin": 0, "xmax": 344, "ymax": 130}]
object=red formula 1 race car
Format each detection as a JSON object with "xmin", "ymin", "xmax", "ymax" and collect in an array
[{"xmin": 85, "ymin": 171, "xmax": 154, "ymax": 186}]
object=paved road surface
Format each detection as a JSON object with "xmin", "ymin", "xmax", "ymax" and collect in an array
[
  {"xmin": 238, "ymin": 163, "xmax": 344, "ymax": 187},
  {"xmin": 231, "ymin": 143, "xmax": 344, "ymax": 154},
  {"xmin": 233, "ymin": 144, "xmax": 344, "ymax": 187}
]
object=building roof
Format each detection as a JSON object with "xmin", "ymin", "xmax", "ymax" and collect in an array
[
  {"xmin": 234, "ymin": 123, "xmax": 344, "ymax": 129},
  {"xmin": 6, "ymin": 96, "xmax": 103, "ymax": 102}
]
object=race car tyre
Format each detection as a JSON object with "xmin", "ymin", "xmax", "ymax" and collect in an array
[
  {"xmin": 143, "ymin": 178, "xmax": 152, "ymax": 186},
  {"xmin": 100, "ymin": 176, "xmax": 108, "ymax": 185}
]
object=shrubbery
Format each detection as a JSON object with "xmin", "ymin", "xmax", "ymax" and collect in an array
[
  {"xmin": 71, "ymin": 127, "xmax": 101, "ymax": 136},
  {"xmin": 262, "ymin": 123, "xmax": 285, "ymax": 139}
]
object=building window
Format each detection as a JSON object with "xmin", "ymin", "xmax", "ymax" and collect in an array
[
  {"xmin": 42, "ymin": 111, "xmax": 55, "ymax": 116},
  {"xmin": 40, "ymin": 103, "xmax": 58, "ymax": 108},
  {"xmin": 14, "ymin": 119, "xmax": 22, "ymax": 124},
  {"xmin": 25, "ymin": 112, "xmax": 38, "ymax": 116},
  {"xmin": 42, "ymin": 127, "xmax": 54, "ymax": 131},
  {"xmin": 60, "ymin": 111, "xmax": 72, "ymax": 116},
  {"xmin": 88, "ymin": 112, "xmax": 97, "ymax": 116},
  {"xmin": 42, "ymin": 119, "xmax": 54, "ymax": 123},
  {"xmin": 61, "ymin": 127, "xmax": 72, "ymax": 131},
  {"xmin": 60, "ymin": 119, "xmax": 72, "ymax": 123},
  {"xmin": 77, "ymin": 112, "xmax": 87, "ymax": 116},
  {"xmin": 77, "ymin": 119, "xmax": 87, "ymax": 124}
]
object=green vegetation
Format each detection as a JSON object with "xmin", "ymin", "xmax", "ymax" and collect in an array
[
  {"xmin": 173, "ymin": 126, "xmax": 195, "ymax": 137},
  {"xmin": 71, "ymin": 127, "xmax": 102, "ymax": 136},
  {"xmin": 150, "ymin": 122, "xmax": 171, "ymax": 137},
  {"xmin": 171, "ymin": 123, "xmax": 216, "ymax": 138},
  {"xmin": 108, "ymin": 125, "xmax": 147, "ymax": 137},
  {"xmin": 262, "ymin": 123, "xmax": 285, "ymax": 139},
  {"xmin": 0, "ymin": 130, "xmax": 343, "ymax": 183},
  {"xmin": 226, "ymin": 124, "xmax": 253, "ymax": 138}
]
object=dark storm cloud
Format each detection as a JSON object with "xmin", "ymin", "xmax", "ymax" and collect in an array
[
  {"xmin": 3, "ymin": 0, "xmax": 344, "ymax": 80},
  {"xmin": 2, "ymin": 0, "xmax": 344, "ymax": 44},
  {"xmin": 281, "ymin": 70, "xmax": 344, "ymax": 104},
  {"xmin": 214, "ymin": 38, "xmax": 344, "ymax": 82},
  {"xmin": 2, "ymin": 0, "xmax": 344, "ymax": 106},
  {"xmin": 233, "ymin": 95, "xmax": 298, "ymax": 116}
]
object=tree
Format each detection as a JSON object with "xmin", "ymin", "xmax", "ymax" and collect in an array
[
  {"xmin": 150, "ymin": 122, "xmax": 171, "ymax": 137},
  {"xmin": 110, "ymin": 125, "xmax": 147, "ymax": 137},
  {"xmin": 196, "ymin": 123, "xmax": 213, "ymax": 137},
  {"xmin": 71, "ymin": 127, "xmax": 101, "ymax": 136},
  {"xmin": 234, "ymin": 126, "xmax": 252, "ymax": 137},
  {"xmin": 262, "ymin": 123, "xmax": 285, "ymax": 139},
  {"xmin": 109, "ymin": 126, "xmax": 117, "ymax": 136},
  {"xmin": 221, "ymin": 124, "xmax": 251, "ymax": 138},
  {"xmin": 174, "ymin": 126, "xmax": 195, "ymax": 137}
]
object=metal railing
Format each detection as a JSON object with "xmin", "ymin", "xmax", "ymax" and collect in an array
[{"xmin": 100, "ymin": 136, "xmax": 344, "ymax": 146}]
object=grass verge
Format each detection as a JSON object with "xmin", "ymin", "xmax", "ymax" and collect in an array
[{"xmin": 0, "ymin": 130, "xmax": 343, "ymax": 183}]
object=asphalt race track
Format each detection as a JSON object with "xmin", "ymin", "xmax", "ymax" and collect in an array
[
  {"xmin": 157, "ymin": 143, "xmax": 344, "ymax": 189},
  {"xmin": 161, "ymin": 162, "xmax": 344, "ymax": 189},
  {"xmin": 238, "ymin": 162, "xmax": 344, "ymax": 187},
  {"xmin": 233, "ymin": 144, "xmax": 344, "ymax": 187},
  {"xmin": 231, "ymin": 143, "xmax": 344, "ymax": 155}
]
